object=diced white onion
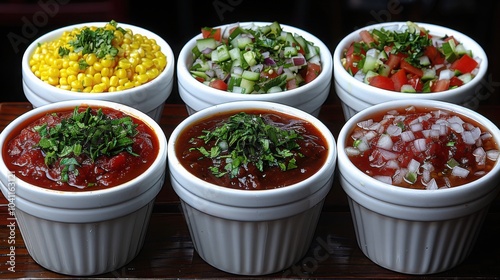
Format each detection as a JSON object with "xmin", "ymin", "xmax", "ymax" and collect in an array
[
  {"xmin": 451, "ymin": 166, "xmax": 470, "ymax": 178},
  {"xmin": 486, "ymin": 149, "xmax": 499, "ymax": 161},
  {"xmin": 376, "ymin": 134, "xmax": 393, "ymax": 150},
  {"xmin": 401, "ymin": 131, "xmax": 415, "ymax": 142},
  {"xmin": 374, "ymin": 175, "xmax": 392, "ymax": 184},
  {"xmin": 426, "ymin": 178, "xmax": 438, "ymax": 190},
  {"xmin": 345, "ymin": 147, "xmax": 361, "ymax": 156},
  {"xmin": 413, "ymin": 138, "xmax": 427, "ymax": 152}
]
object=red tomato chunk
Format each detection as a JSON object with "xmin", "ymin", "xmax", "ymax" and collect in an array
[
  {"xmin": 345, "ymin": 106, "xmax": 499, "ymax": 190},
  {"xmin": 3, "ymin": 107, "xmax": 159, "ymax": 191}
]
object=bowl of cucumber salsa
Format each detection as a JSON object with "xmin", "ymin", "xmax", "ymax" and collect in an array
[{"xmin": 177, "ymin": 21, "xmax": 333, "ymax": 117}]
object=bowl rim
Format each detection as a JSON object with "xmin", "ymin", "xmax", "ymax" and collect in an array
[
  {"xmin": 168, "ymin": 100, "xmax": 337, "ymax": 207},
  {"xmin": 333, "ymin": 21, "xmax": 489, "ymax": 99},
  {"xmin": 0, "ymin": 99, "xmax": 167, "ymax": 198},
  {"xmin": 22, "ymin": 21, "xmax": 175, "ymax": 98},
  {"xmin": 336, "ymin": 99, "xmax": 500, "ymax": 206},
  {"xmin": 177, "ymin": 21, "xmax": 333, "ymax": 101}
]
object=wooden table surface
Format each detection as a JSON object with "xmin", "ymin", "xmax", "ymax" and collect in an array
[{"xmin": 0, "ymin": 100, "xmax": 499, "ymax": 279}]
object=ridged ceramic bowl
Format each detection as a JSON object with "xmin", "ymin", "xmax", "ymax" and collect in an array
[
  {"xmin": 333, "ymin": 22, "xmax": 488, "ymax": 120},
  {"xmin": 0, "ymin": 100, "xmax": 167, "ymax": 276},
  {"xmin": 337, "ymin": 99, "xmax": 500, "ymax": 274},
  {"xmin": 22, "ymin": 22, "xmax": 175, "ymax": 123},
  {"xmin": 168, "ymin": 101, "xmax": 337, "ymax": 275},
  {"xmin": 177, "ymin": 22, "xmax": 333, "ymax": 117}
]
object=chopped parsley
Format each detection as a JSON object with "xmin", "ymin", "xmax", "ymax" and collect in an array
[
  {"xmin": 190, "ymin": 112, "xmax": 304, "ymax": 178},
  {"xmin": 34, "ymin": 106, "xmax": 139, "ymax": 183}
]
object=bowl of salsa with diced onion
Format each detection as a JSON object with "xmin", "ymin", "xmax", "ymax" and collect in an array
[
  {"xmin": 333, "ymin": 21, "xmax": 488, "ymax": 120},
  {"xmin": 168, "ymin": 100, "xmax": 336, "ymax": 275},
  {"xmin": 0, "ymin": 100, "xmax": 167, "ymax": 276},
  {"xmin": 177, "ymin": 21, "xmax": 332, "ymax": 117},
  {"xmin": 337, "ymin": 99, "xmax": 500, "ymax": 275}
]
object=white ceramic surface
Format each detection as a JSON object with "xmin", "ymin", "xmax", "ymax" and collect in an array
[
  {"xmin": 168, "ymin": 101, "xmax": 337, "ymax": 275},
  {"xmin": 337, "ymin": 99, "xmax": 500, "ymax": 274},
  {"xmin": 333, "ymin": 22, "xmax": 488, "ymax": 120},
  {"xmin": 0, "ymin": 100, "xmax": 168, "ymax": 276},
  {"xmin": 22, "ymin": 22, "xmax": 175, "ymax": 123},
  {"xmin": 177, "ymin": 22, "xmax": 333, "ymax": 117}
]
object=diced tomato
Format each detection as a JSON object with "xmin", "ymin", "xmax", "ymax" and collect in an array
[
  {"xmin": 209, "ymin": 79, "xmax": 228, "ymax": 91},
  {"xmin": 400, "ymin": 60, "xmax": 423, "ymax": 77},
  {"xmin": 195, "ymin": 76, "xmax": 205, "ymax": 83},
  {"xmin": 369, "ymin": 75, "xmax": 395, "ymax": 91},
  {"xmin": 449, "ymin": 76, "xmax": 464, "ymax": 87},
  {"xmin": 201, "ymin": 27, "xmax": 221, "ymax": 41},
  {"xmin": 424, "ymin": 45, "xmax": 445, "ymax": 65},
  {"xmin": 391, "ymin": 69, "xmax": 408, "ymax": 92},
  {"xmin": 450, "ymin": 54, "xmax": 478, "ymax": 74},
  {"xmin": 407, "ymin": 74, "xmax": 423, "ymax": 92},
  {"xmin": 344, "ymin": 42, "xmax": 364, "ymax": 75},
  {"xmin": 304, "ymin": 62, "xmax": 321, "ymax": 84},
  {"xmin": 286, "ymin": 78, "xmax": 299, "ymax": 90},
  {"xmin": 359, "ymin": 30, "xmax": 375, "ymax": 45},
  {"xmin": 385, "ymin": 53, "xmax": 402, "ymax": 71},
  {"xmin": 431, "ymin": 79, "xmax": 450, "ymax": 92},
  {"xmin": 260, "ymin": 69, "xmax": 279, "ymax": 80}
]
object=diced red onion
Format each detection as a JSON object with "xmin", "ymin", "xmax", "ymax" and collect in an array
[
  {"xmin": 357, "ymin": 119, "xmax": 374, "ymax": 129},
  {"xmin": 461, "ymin": 131, "xmax": 476, "ymax": 145},
  {"xmin": 473, "ymin": 147, "xmax": 486, "ymax": 165}
]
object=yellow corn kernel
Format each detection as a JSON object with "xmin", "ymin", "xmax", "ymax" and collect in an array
[
  {"xmin": 109, "ymin": 76, "xmax": 119, "ymax": 87},
  {"xmin": 85, "ymin": 53, "xmax": 97, "ymax": 66},
  {"xmin": 135, "ymin": 73, "xmax": 149, "ymax": 84},
  {"xmin": 115, "ymin": 68, "xmax": 127, "ymax": 79}
]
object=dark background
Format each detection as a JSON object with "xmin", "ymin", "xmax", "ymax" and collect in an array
[{"xmin": 1, "ymin": 0, "xmax": 499, "ymax": 105}]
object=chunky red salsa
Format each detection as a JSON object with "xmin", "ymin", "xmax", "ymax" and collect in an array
[
  {"xmin": 176, "ymin": 110, "xmax": 328, "ymax": 190},
  {"xmin": 3, "ymin": 106, "xmax": 159, "ymax": 191},
  {"xmin": 345, "ymin": 106, "xmax": 499, "ymax": 190}
]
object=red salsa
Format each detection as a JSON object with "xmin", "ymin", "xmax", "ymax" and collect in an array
[
  {"xmin": 345, "ymin": 106, "xmax": 499, "ymax": 190},
  {"xmin": 3, "ymin": 106, "xmax": 159, "ymax": 191},
  {"xmin": 176, "ymin": 110, "xmax": 328, "ymax": 190}
]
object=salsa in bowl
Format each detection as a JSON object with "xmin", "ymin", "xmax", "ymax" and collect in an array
[
  {"xmin": 177, "ymin": 21, "xmax": 333, "ymax": 117},
  {"xmin": 333, "ymin": 21, "xmax": 488, "ymax": 120},
  {"xmin": 0, "ymin": 100, "xmax": 167, "ymax": 276},
  {"xmin": 337, "ymin": 99, "xmax": 500, "ymax": 274}
]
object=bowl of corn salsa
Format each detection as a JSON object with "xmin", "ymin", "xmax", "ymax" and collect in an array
[
  {"xmin": 22, "ymin": 21, "xmax": 175, "ymax": 123},
  {"xmin": 177, "ymin": 21, "xmax": 333, "ymax": 117},
  {"xmin": 336, "ymin": 99, "xmax": 500, "ymax": 274},
  {"xmin": 333, "ymin": 21, "xmax": 488, "ymax": 121}
]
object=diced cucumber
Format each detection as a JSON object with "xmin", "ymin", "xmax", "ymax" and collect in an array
[
  {"xmin": 419, "ymin": 55, "xmax": 431, "ymax": 66},
  {"xmin": 285, "ymin": 32, "xmax": 298, "ymax": 48},
  {"xmin": 458, "ymin": 73, "xmax": 473, "ymax": 84},
  {"xmin": 283, "ymin": 46, "xmax": 298, "ymax": 57},
  {"xmin": 267, "ymin": 86, "xmax": 283, "ymax": 93},
  {"xmin": 228, "ymin": 26, "xmax": 245, "ymax": 42},
  {"xmin": 242, "ymin": 70, "xmax": 260, "ymax": 81},
  {"xmin": 422, "ymin": 68, "xmax": 436, "ymax": 80},
  {"xmin": 229, "ymin": 47, "xmax": 241, "ymax": 60},
  {"xmin": 377, "ymin": 50, "xmax": 388, "ymax": 61},
  {"xmin": 401, "ymin": 84, "xmax": 416, "ymax": 93},
  {"xmin": 227, "ymin": 75, "xmax": 242, "ymax": 91},
  {"xmin": 294, "ymin": 35, "xmax": 309, "ymax": 53},
  {"xmin": 305, "ymin": 43, "xmax": 319, "ymax": 60},
  {"xmin": 362, "ymin": 55, "xmax": 379, "ymax": 73},
  {"xmin": 215, "ymin": 44, "xmax": 230, "ymax": 62},
  {"xmin": 236, "ymin": 36, "xmax": 253, "ymax": 49},
  {"xmin": 240, "ymin": 78, "xmax": 255, "ymax": 93},
  {"xmin": 378, "ymin": 64, "xmax": 391, "ymax": 77},
  {"xmin": 441, "ymin": 40, "xmax": 457, "ymax": 62},
  {"xmin": 243, "ymin": 51, "xmax": 257, "ymax": 66},
  {"xmin": 364, "ymin": 70, "xmax": 379, "ymax": 84},
  {"xmin": 196, "ymin": 38, "xmax": 217, "ymax": 53},
  {"xmin": 455, "ymin": 44, "xmax": 472, "ymax": 56},
  {"xmin": 269, "ymin": 21, "xmax": 282, "ymax": 34},
  {"xmin": 190, "ymin": 71, "xmax": 209, "ymax": 80}
]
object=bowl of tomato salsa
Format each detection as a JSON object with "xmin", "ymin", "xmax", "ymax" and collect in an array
[
  {"xmin": 168, "ymin": 100, "xmax": 337, "ymax": 275},
  {"xmin": 333, "ymin": 21, "xmax": 488, "ymax": 120},
  {"xmin": 0, "ymin": 100, "xmax": 168, "ymax": 276},
  {"xmin": 177, "ymin": 21, "xmax": 333, "ymax": 117},
  {"xmin": 337, "ymin": 99, "xmax": 500, "ymax": 274}
]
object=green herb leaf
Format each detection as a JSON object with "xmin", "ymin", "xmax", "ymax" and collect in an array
[
  {"xmin": 193, "ymin": 112, "xmax": 303, "ymax": 178},
  {"xmin": 35, "ymin": 106, "xmax": 139, "ymax": 183}
]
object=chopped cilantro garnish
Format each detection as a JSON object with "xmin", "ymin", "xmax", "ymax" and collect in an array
[
  {"xmin": 34, "ymin": 106, "xmax": 139, "ymax": 183},
  {"xmin": 190, "ymin": 112, "xmax": 304, "ymax": 178}
]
